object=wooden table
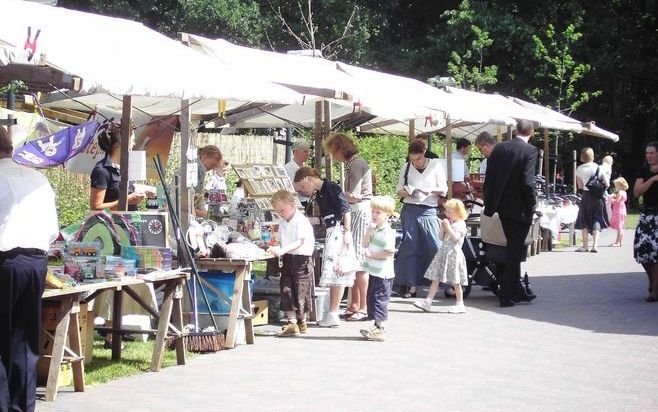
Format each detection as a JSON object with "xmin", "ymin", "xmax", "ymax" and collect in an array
[
  {"xmin": 40, "ymin": 270, "xmax": 188, "ymax": 401},
  {"xmin": 195, "ymin": 259, "xmax": 254, "ymax": 349}
]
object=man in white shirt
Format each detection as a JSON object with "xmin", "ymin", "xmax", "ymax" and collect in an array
[
  {"xmin": 0, "ymin": 126, "xmax": 59, "ymax": 412},
  {"xmin": 284, "ymin": 140, "xmax": 310, "ymax": 204},
  {"xmin": 451, "ymin": 137, "xmax": 472, "ymax": 181}
]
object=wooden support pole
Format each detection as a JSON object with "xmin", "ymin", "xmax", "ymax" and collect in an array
[
  {"xmin": 323, "ymin": 100, "xmax": 333, "ymax": 181},
  {"xmin": 496, "ymin": 125, "xmax": 502, "ymax": 142},
  {"xmin": 543, "ymin": 129, "xmax": 550, "ymax": 194},
  {"xmin": 180, "ymin": 99, "xmax": 192, "ymax": 237},
  {"xmin": 313, "ymin": 101, "xmax": 323, "ymax": 172},
  {"xmin": 572, "ymin": 150, "xmax": 577, "ymax": 194},
  {"xmin": 118, "ymin": 95, "xmax": 132, "ymax": 211},
  {"xmin": 408, "ymin": 119, "xmax": 415, "ymax": 142},
  {"xmin": 446, "ymin": 118, "xmax": 453, "ymax": 199}
]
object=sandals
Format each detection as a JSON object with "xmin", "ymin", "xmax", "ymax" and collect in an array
[
  {"xmin": 590, "ymin": 248, "xmax": 598, "ymax": 253},
  {"xmin": 645, "ymin": 296, "xmax": 658, "ymax": 303},
  {"xmin": 574, "ymin": 247, "xmax": 588, "ymax": 252},
  {"xmin": 344, "ymin": 311, "xmax": 368, "ymax": 321},
  {"xmin": 338, "ymin": 310, "xmax": 356, "ymax": 320}
]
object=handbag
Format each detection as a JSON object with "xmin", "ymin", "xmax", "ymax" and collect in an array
[
  {"xmin": 335, "ymin": 247, "xmax": 360, "ymax": 274},
  {"xmin": 585, "ymin": 166, "xmax": 607, "ymax": 199},
  {"xmin": 480, "ymin": 212, "xmax": 507, "ymax": 246}
]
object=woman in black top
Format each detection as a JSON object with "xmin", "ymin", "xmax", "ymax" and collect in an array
[
  {"xmin": 633, "ymin": 141, "xmax": 658, "ymax": 301},
  {"xmin": 90, "ymin": 127, "xmax": 145, "ymax": 211},
  {"xmin": 295, "ymin": 166, "xmax": 353, "ymax": 327}
]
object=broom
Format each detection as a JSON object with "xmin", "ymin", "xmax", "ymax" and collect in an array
[{"xmin": 154, "ymin": 155, "xmax": 225, "ymax": 352}]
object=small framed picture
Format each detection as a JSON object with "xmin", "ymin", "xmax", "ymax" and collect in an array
[
  {"xmin": 249, "ymin": 180, "xmax": 265, "ymax": 195},
  {"xmin": 234, "ymin": 167, "xmax": 247, "ymax": 179},
  {"xmin": 274, "ymin": 178, "xmax": 286, "ymax": 190},
  {"xmin": 244, "ymin": 167, "xmax": 258, "ymax": 178},
  {"xmin": 255, "ymin": 180, "xmax": 267, "ymax": 195},
  {"xmin": 270, "ymin": 212, "xmax": 281, "ymax": 221},
  {"xmin": 282, "ymin": 178, "xmax": 295, "ymax": 192},
  {"xmin": 273, "ymin": 165, "xmax": 288, "ymax": 178},
  {"xmin": 264, "ymin": 178, "xmax": 278, "ymax": 194},
  {"xmin": 256, "ymin": 165, "xmax": 274, "ymax": 177}
]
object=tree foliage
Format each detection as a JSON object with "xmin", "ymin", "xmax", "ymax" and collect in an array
[
  {"xmin": 527, "ymin": 22, "xmax": 601, "ymax": 114},
  {"xmin": 433, "ymin": 1, "xmax": 498, "ymax": 91}
]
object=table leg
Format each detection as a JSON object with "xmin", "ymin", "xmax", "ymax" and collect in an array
[
  {"xmin": 225, "ymin": 267, "xmax": 246, "ymax": 349},
  {"xmin": 172, "ymin": 282, "xmax": 186, "ymax": 365},
  {"xmin": 308, "ymin": 268, "xmax": 318, "ymax": 322},
  {"xmin": 45, "ymin": 297, "xmax": 72, "ymax": 402},
  {"xmin": 241, "ymin": 278, "xmax": 254, "ymax": 345},
  {"xmin": 150, "ymin": 283, "xmax": 174, "ymax": 372},
  {"xmin": 67, "ymin": 301, "xmax": 85, "ymax": 393},
  {"xmin": 111, "ymin": 288, "xmax": 124, "ymax": 361}
]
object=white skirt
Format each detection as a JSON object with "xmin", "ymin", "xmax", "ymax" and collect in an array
[{"xmin": 320, "ymin": 225, "xmax": 356, "ymax": 287}]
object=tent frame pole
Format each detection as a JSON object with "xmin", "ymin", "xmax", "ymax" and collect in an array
[{"xmin": 118, "ymin": 95, "xmax": 132, "ymax": 211}]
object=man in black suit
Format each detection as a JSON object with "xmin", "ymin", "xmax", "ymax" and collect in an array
[{"xmin": 483, "ymin": 119, "xmax": 538, "ymax": 307}]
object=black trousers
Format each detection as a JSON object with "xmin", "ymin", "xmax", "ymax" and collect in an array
[
  {"xmin": 0, "ymin": 250, "xmax": 47, "ymax": 412},
  {"xmin": 498, "ymin": 216, "xmax": 531, "ymax": 301}
]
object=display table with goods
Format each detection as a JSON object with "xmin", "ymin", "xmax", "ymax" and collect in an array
[{"xmin": 41, "ymin": 269, "xmax": 189, "ymax": 402}]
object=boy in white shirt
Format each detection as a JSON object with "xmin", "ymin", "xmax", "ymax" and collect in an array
[
  {"xmin": 268, "ymin": 190, "xmax": 315, "ymax": 337},
  {"xmin": 360, "ymin": 196, "xmax": 397, "ymax": 342}
]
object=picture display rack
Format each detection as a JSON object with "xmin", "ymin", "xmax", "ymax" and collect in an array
[{"xmin": 232, "ymin": 164, "xmax": 303, "ymax": 213}]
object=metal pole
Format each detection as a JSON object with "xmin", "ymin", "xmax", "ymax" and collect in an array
[
  {"xmin": 285, "ymin": 128, "xmax": 292, "ymax": 164},
  {"xmin": 446, "ymin": 117, "xmax": 453, "ymax": 198}
]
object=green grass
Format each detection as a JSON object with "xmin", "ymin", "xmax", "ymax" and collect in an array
[
  {"xmin": 84, "ymin": 339, "xmax": 197, "ymax": 386},
  {"xmin": 251, "ymin": 260, "xmax": 267, "ymax": 277},
  {"xmin": 625, "ymin": 210, "xmax": 640, "ymax": 229}
]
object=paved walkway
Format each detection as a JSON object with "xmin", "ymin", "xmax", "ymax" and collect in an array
[{"xmin": 37, "ymin": 229, "xmax": 658, "ymax": 412}]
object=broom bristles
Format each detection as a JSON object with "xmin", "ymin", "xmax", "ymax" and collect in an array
[{"xmin": 167, "ymin": 331, "xmax": 225, "ymax": 353}]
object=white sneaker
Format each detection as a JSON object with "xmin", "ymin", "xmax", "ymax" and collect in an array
[
  {"xmin": 437, "ymin": 303, "xmax": 466, "ymax": 314},
  {"xmin": 413, "ymin": 299, "xmax": 434, "ymax": 312},
  {"xmin": 318, "ymin": 312, "xmax": 340, "ymax": 327}
]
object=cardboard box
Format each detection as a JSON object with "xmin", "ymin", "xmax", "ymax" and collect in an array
[
  {"xmin": 36, "ymin": 359, "xmax": 72, "ymax": 387},
  {"xmin": 251, "ymin": 300, "xmax": 269, "ymax": 326}
]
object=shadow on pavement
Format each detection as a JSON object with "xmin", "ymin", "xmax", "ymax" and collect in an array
[{"xmin": 460, "ymin": 270, "xmax": 658, "ymax": 337}]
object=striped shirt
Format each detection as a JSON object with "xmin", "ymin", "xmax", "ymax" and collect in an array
[{"xmin": 363, "ymin": 224, "xmax": 396, "ymax": 279}]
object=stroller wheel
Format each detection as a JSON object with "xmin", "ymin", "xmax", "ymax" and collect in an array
[{"xmin": 443, "ymin": 283, "xmax": 472, "ymax": 299}]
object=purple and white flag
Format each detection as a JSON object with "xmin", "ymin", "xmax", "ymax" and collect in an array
[{"xmin": 13, "ymin": 119, "xmax": 102, "ymax": 168}]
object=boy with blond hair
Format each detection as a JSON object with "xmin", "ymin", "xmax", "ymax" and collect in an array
[
  {"xmin": 360, "ymin": 196, "xmax": 397, "ymax": 342},
  {"xmin": 268, "ymin": 190, "xmax": 315, "ymax": 337}
]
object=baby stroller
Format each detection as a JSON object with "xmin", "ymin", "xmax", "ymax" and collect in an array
[{"xmin": 444, "ymin": 200, "xmax": 535, "ymax": 299}]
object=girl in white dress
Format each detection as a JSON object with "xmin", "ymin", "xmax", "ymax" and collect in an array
[{"xmin": 414, "ymin": 199, "xmax": 469, "ymax": 314}]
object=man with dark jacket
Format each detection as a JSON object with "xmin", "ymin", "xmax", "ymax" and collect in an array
[{"xmin": 483, "ymin": 120, "xmax": 537, "ymax": 307}]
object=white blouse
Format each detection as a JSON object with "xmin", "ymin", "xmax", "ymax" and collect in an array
[{"xmin": 396, "ymin": 158, "xmax": 448, "ymax": 207}]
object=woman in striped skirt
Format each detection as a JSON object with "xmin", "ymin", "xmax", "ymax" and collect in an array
[{"xmin": 325, "ymin": 133, "xmax": 373, "ymax": 321}]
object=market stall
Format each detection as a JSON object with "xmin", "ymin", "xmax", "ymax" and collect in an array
[{"xmin": 40, "ymin": 270, "xmax": 188, "ymax": 401}]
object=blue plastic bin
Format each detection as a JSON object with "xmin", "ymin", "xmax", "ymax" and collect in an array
[{"xmin": 193, "ymin": 271, "xmax": 254, "ymax": 314}]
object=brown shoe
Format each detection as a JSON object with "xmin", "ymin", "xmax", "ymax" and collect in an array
[
  {"xmin": 278, "ymin": 322, "xmax": 300, "ymax": 337},
  {"xmin": 298, "ymin": 321, "xmax": 308, "ymax": 334}
]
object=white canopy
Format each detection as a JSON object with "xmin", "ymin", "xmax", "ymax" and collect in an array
[
  {"xmin": 0, "ymin": 0, "xmax": 302, "ymax": 116},
  {"xmin": 510, "ymin": 97, "xmax": 619, "ymax": 142},
  {"xmin": 183, "ymin": 34, "xmax": 354, "ymax": 100}
]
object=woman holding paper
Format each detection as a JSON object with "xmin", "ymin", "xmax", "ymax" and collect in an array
[
  {"xmin": 394, "ymin": 140, "xmax": 448, "ymax": 298},
  {"xmin": 89, "ymin": 126, "xmax": 147, "ymax": 211}
]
